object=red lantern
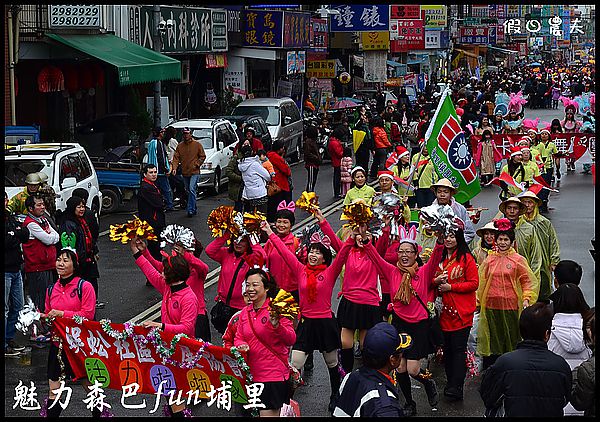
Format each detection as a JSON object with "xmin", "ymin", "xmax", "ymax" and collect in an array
[{"xmin": 37, "ymin": 65, "xmax": 65, "ymax": 93}]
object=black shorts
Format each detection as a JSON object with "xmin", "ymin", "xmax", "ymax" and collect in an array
[
  {"xmin": 380, "ymin": 293, "xmax": 392, "ymax": 320},
  {"xmin": 47, "ymin": 343, "xmax": 76, "ymax": 381},
  {"xmin": 390, "ymin": 314, "xmax": 434, "ymax": 360},
  {"xmin": 293, "ymin": 315, "xmax": 341, "ymax": 353},
  {"xmin": 259, "ymin": 380, "xmax": 290, "ymax": 410},
  {"xmin": 195, "ymin": 314, "xmax": 211, "ymax": 343},
  {"xmin": 336, "ymin": 297, "xmax": 382, "ymax": 330}
]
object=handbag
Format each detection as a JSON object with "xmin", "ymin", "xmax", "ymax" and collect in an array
[
  {"xmin": 210, "ymin": 259, "xmax": 246, "ymax": 334},
  {"xmin": 267, "ymin": 180, "xmax": 282, "ymax": 197},
  {"xmin": 247, "ymin": 311, "xmax": 302, "ymax": 399}
]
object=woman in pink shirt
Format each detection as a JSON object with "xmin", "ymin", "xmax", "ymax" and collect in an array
[
  {"xmin": 205, "ymin": 232, "xmax": 266, "ymax": 334},
  {"xmin": 134, "ymin": 238, "xmax": 210, "ymax": 341},
  {"xmin": 261, "ymin": 220, "xmax": 352, "ymax": 414},
  {"xmin": 42, "ymin": 248, "xmax": 97, "ymax": 418},
  {"xmin": 234, "ymin": 268, "xmax": 296, "ymax": 417},
  {"xmin": 361, "ymin": 229, "xmax": 445, "ymax": 416}
]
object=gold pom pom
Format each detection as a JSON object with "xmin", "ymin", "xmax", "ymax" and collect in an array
[
  {"xmin": 295, "ymin": 191, "xmax": 320, "ymax": 214},
  {"xmin": 207, "ymin": 206, "xmax": 237, "ymax": 239},
  {"xmin": 341, "ymin": 201, "xmax": 373, "ymax": 230},
  {"xmin": 109, "ymin": 216, "xmax": 157, "ymax": 244},
  {"xmin": 269, "ymin": 289, "xmax": 299, "ymax": 321}
]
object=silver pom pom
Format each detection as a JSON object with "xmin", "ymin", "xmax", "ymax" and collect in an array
[
  {"xmin": 160, "ymin": 224, "xmax": 196, "ymax": 250},
  {"xmin": 372, "ymin": 193, "xmax": 404, "ymax": 238},
  {"xmin": 419, "ymin": 204, "xmax": 459, "ymax": 236},
  {"xmin": 15, "ymin": 296, "xmax": 41, "ymax": 335}
]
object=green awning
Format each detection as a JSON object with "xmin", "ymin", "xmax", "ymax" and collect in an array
[{"xmin": 46, "ymin": 33, "xmax": 180, "ymax": 86}]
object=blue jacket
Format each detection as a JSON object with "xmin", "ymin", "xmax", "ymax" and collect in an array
[{"xmin": 333, "ymin": 366, "xmax": 403, "ymax": 417}]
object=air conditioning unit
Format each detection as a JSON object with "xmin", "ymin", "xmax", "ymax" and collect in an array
[{"xmin": 180, "ymin": 59, "xmax": 190, "ymax": 84}]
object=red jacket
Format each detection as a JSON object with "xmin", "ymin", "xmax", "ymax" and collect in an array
[
  {"xmin": 434, "ymin": 251, "xmax": 479, "ymax": 332},
  {"xmin": 267, "ymin": 151, "xmax": 292, "ymax": 191},
  {"xmin": 22, "ymin": 216, "xmax": 58, "ymax": 272},
  {"xmin": 328, "ymin": 136, "xmax": 344, "ymax": 167}
]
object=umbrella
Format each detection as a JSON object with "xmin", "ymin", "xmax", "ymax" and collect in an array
[
  {"xmin": 529, "ymin": 62, "xmax": 542, "ymax": 66},
  {"xmin": 336, "ymin": 97, "xmax": 364, "ymax": 104},
  {"xmin": 331, "ymin": 99, "xmax": 361, "ymax": 110}
]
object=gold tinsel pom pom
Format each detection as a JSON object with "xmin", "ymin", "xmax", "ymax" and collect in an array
[
  {"xmin": 109, "ymin": 216, "xmax": 157, "ymax": 244},
  {"xmin": 295, "ymin": 191, "xmax": 320, "ymax": 214},
  {"xmin": 207, "ymin": 206, "xmax": 238, "ymax": 240},
  {"xmin": 341, "ymin": 200, "xmax": 373, "ymax": 230},
  {"xmin": 269, "ymin": 289, "xmax": 299, "ymax": 321}
]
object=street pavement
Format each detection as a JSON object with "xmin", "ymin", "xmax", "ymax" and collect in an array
[{"xmin": 5, "ymin": 106, "xmax": 595, "ymax": 417}]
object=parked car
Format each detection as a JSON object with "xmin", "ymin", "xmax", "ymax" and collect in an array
[
  {"xmin": 4, "ymin": 143, "xmax": 102, "ymax": 216},
  {"xmin": 213, "ymin": 114, "xmax": 273, "ymax": 150},
  {"xmin": 166, "ymin": 118, "xmax": 239, "ymax": 195},
  {"xmin": 75, "ymin": 112, "xmax": 136, "ymax": 158},
  {"xmin": 232, "ymin": 97, "xmax": 304, "ymax": 162}
]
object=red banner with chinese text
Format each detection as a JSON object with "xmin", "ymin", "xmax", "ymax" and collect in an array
[
  {"xmin": 53, "ymin": 318, "xmax": 249, "ymax": 400},
  {"xmin": 470, "ymin": 133, "xmax": 595, "ymax": 161}
]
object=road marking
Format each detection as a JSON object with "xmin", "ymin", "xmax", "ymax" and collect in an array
[{"xmin": 125, "ymin": 180, "xmax": 379, "ymax": 324}]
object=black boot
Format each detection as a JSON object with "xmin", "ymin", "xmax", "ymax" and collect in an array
[
  {"xmin": 340, "ymin": 348, "xmax": 354, "ymax": 374},
  {"xmin": 413, "ymin": 369, "xmax": 439, "ymax": 407},
  {"xmin": 304, "ymin": 351, "xmax": 314, "ymax": 372},
  {"xmin": 327, "ymin": 366, "xmax": 342, "ymax": 414},
  {"xmin": 45, "ymin": 398, "xmax": 63, "ymax": 418},
  {"xmin": 396, "ymin": 371, "xmax": 416, "ymax": 416}
]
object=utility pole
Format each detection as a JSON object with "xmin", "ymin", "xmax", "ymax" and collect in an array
[
  {"xmin": 8, "ymin": 6, "xmax": 19, "ymax": 125},
  {"xmin": 152, "ymin": 5, "xmax": 162, "ymax": 128}
]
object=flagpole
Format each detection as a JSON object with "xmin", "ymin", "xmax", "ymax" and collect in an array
[{"xmin": 401, "ymin": 88, "xmax": 452, "ymax": 203}]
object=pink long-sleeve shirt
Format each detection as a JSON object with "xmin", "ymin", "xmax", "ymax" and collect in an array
[
  {"xmin": 135, "ymin": 254, "xmax": 198, "ymax": 338},
  {"xmin": 234, "ymin": 298, "xmax": 296, "ymax": 382},
  {"xmin": 264, "ymin": 232, "xmax": 299, "ymax": 292},
  {"xmin": 268, "ymin": 232, "xmax": 352, "ymax": 318},
  {"xmin": 364, "ymin": 241, "xmax": 444, "ymax": 323},
  {"xmin": 340, "ymin": 246, "xmax": 381, "ymax": 307},
  {"xmin": 375, "ymin": 227, "xmax": 400, "ymax": 295},
  {"xmin": 142, "ymin": 249, "xmax": 209, "ymax": 315},
  {"xmin": 205, "ymin": 233, "xmax": 266, "ymax": 310},
  {"xmin": 45, "ymin": 276, "xmax": 96, "ymax": 321}
]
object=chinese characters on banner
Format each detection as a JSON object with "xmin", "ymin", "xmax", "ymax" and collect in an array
[
  {"xmin": 422, "ymin": 5, "xmax": 447, "ymax": 28},
  {"xmin": 309, "ymin": 18, "xmax": 328, "ymax": 52},
  {"xmin": 224, "ymin": 56, "xmax": 246, "ymax": 97},
  {"xmin": 243, "ymin": 10, "xmax": 283, "ymax": 48},
  {"xmin": 330, "ymin": 5, "xmax": 389, "ymax": 32},
  {"xmin": 470, "ymin": 133, "xmax": 595, "ymax": 161},
  {"xmin": 363, "ymin": 51, "xmax": 388, "ymax": 83},
  {"xmin": 206, "ymin": 54, "xmax": 228, "ymax": 69},
  {"xmin": 283, "ymin": 12, "xmax": 311, "ymax": 48},
  {"xmin": 211, "ymin": 10, "xmax": 228, "ymax": 52},
  {"xmin": 361, "ymin": 31, "xmax": 390, "ymax": 51},
  {"xmin": 389, "ymin": 5, "xmax": 421, "ymax": 20},
  {"xmin": 52, "ymin": 318, "xmax": 250, "ymax": 403},
  {"xmin": 139, "ymin": 6, "xmax": 214, "ymax": 53},
  {"xmin": 306, "ymin": 60, "xmax": 336, "ymax": 79},
  {"xmin": 502, "ymin": 16, "xmax": 583, "ymax": 39},
  {"xmin": 460, "ymin": 27, "xmax": 489, "ymax": 45},
  {"xmin": 390, "ymin": 19, "xmax": 425, "ymax": 52}
]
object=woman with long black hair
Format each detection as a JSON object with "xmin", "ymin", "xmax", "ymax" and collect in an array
[{"xmin": 432, "ymin": 223, "xmax": 479, "ymax": 401}]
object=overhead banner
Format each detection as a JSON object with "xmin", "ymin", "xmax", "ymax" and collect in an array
[
  {"xmin": 283, "ymin": 11, "xmax": 311, "ymax": 48},
  {"xmin": 52, "ymin": 318, "xmax": 250, "ymax": 400},
  {"xmin": 243, "ymin": 10, "xmax": 283, "ymax": 48},
  {"xmin": 460, "ymin": 27, "xmax": 489, "ymax": 45},
  {"xmin": 363, "ymin": 50, "xmax": 388, "ymax": 83},
  {"xmin": 306, "ymin": 60, "xmax": 336, "ymax": 79},
  {"xmin": 361, "ymin": 31, "xmax": 390, "ymax": 50},
  {"xmin": 390, "ymin": 19, "xmax": 425, "ymax": 52},
  {"xmin": 330, "ymin": 5, "xmax": 389, "ymax": 32},
  {"xmin": 422, "ymin": 5, "xmax": 447, "ymax": 28},
  {"xmin": 470, "ymin": 133, "xmax": 595, "ymax": 161}
]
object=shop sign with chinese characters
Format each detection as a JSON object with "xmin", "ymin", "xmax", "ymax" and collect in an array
[
  {"xmin": 389, "ymin": 5, "xmax": 421, "ymax": 20},
  {"xmin": 459, "ymin": 26, "xmax": 489, "ymax": 45},
  {"xmin": 390, "ymin": 19, "xmax": 425, "ymax": 52},
  {"xmin": 243, "ymin": 10, "xmax": 283, "ymax": 48},
  {"xmin": 421, "ymin": 5, "xmax": 447, "ymax": 28},
  {"xmin": 139, "ymin": 6, "xmax": 214, "ymax": 53},
  {"xmin": 502, "ymin": 16, "xmax": 584, "ymax": 39},
  {"xmin": 283, "ymin": 12, "xmax": 311, "ymax": 48},
  {"xmin": 309, "ymin": 18, "xmax": 328, "ymax": 52},
  {"xmin": 211, "ymin": 10, "xmax": 228, "ymax": 52},
  {"xmin": 330, "ymin": 5, "xmax": 389, "ymax": 32},
  {"xmin": 361, "ymin": 31, "xmax": 390, "ymax": 51},
  {"xmin": 306, "ymin": 60, "xmax": 336, "ymax": 79}
]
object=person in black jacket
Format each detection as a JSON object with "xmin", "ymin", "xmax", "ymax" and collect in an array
[
  {"xmin": 333, "ymin": 322, "xmax": 409, "ymax": 417},
  {"xmin": 138, "ymin": 164, "xmax": 166, "ymax": 268},
  {"xmin": 354, "ymin": 113, "xmax": 373, "ymax": 173},
  {"xmin": 71, "ymin": 188, "xmax": 99, "ymax": 245},
  {"xmin": 5, "ymin": 192, "xmax": 31, "ymax": 356},
  {"xmin": 304, "ymin": 125, "xmax": 321, "ymax": 192},
  {"xmin": 480, "ymin": 302, "xmax": 572, "ymax": 417}
]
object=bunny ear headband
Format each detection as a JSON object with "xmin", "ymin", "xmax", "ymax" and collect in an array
[
  {"xmin": 160, "ymin": 249, "xmax": 178, "ymax": 269},
  {"xmin": 398, "ymin": 226, "xmax": 422, "ymax": 254}
]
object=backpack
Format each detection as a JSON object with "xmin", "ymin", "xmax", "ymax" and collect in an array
[{"xmin": 47, "ymin": 277, "xmax": 86, "ymax": 306}]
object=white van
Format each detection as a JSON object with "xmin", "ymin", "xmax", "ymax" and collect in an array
[
  {"xmin": 5, "ymin": 143, "xmax": 102, "ymax": 215},
  {"xmin": 167, "ymin": 119, "xmax": 239, "ymax": 194},
  {"xmin": 232, "ymin": 97, "xmax": 304, "ymax": 162}
]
